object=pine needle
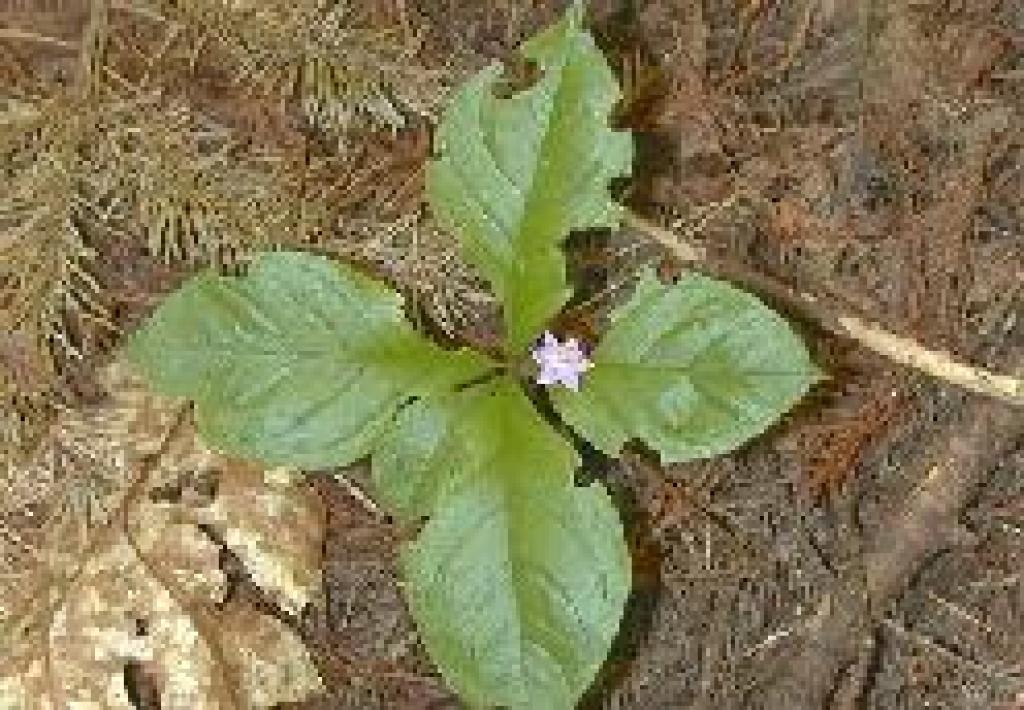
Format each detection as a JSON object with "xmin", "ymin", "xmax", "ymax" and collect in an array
[
  {"xmin": 152, "ymin": 0, "xmax": 463, "ymax": 135},
  {"xmin": 124, "ymin": 102, "xmax": 324, "ymax": 267},
  {"xmin": 0, "ymin": 94, "xmax": 125, "ymax": 457}
]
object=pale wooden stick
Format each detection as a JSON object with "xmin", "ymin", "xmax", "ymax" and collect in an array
[
  {"xmin": 625, "ymin": 212, "xmax": 1024, "ymax": 407},
  {"xmin": 0, "ymin": 28, "xmax": 77, "ymax": 51},
  {"xmin": 834, "ymin": 312, "xmax": 1022, "ymax": 405}
]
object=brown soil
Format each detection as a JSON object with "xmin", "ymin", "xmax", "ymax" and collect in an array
[{"xmin": 2, "ymin": 1, "xmax": 1021, "ymax": 709}]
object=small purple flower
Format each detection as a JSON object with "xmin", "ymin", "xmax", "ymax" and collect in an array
[{"xmin": 531, "ymin": 330, "xmax": 593, "ymax": 392}]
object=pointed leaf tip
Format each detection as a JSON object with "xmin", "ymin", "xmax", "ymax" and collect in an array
[{"xmin": 552, "ymin": 272, "xmax": 819, "ymax": 462}]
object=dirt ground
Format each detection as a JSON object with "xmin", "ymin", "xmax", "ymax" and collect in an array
[{"xmin": 1, "ymin": 1, "xmax": 1022, "ymax": 709}]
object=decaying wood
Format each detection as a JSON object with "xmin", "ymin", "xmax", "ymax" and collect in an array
[{"xmin": 764, "ymin": 388, "xmax": 1023, "ymax": 707}]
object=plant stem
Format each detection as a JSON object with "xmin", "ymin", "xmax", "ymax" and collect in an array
[{"xmin": 625, "ymin": 212, "xmax": 1024, "ymax": 407}]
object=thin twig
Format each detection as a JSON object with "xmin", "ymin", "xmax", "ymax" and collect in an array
[
  {"xmin": 881, "ymin": 617, "xmax": 1022, "ymax": 682},
  {"xmin": 334, "ymin": 472, "xmax": 382, "ymax": 517},
  {"xmin": 0, "ymin": 28, "xmax": 77, "ymax": 51},
  {"xmin": 625, "ymin": 211, "xmax": 1024, "ymax": 407},
  {"xmin": 834, "ymin": 312, "xmax": 1023, "ymax": 405},
  {"xmin": 79, "ymin": 0, "xmax": 109, "ymax": 97}
]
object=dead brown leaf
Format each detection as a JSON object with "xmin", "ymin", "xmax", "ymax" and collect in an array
[
  {"xmin": 201, "ymin": 463, "xmax": 326, "ymax": 616},
  {"xmin": 0, "ymin": 361, "xmax": 325, "ymax": 708}
]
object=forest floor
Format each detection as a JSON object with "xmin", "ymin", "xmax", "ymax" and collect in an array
[{"xmin": 1, "ymin": 1, "xmax": 1022, "ymax": 709}]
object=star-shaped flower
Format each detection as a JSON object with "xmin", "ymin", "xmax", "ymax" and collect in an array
[{"xmin": 531, "ymin": 330, "xmax": 593, "ymax": 391}]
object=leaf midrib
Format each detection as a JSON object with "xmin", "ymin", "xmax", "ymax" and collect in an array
[
  {"xmin": 515, "ymin": 52, "xmax": 573, "ymax": 257},
  {"xmin": 491, "ymin": 435, "xmax": 586, "ymax": 702},
  {"xmin": 165, "ymin": 339, "xmax": 426, "ymax": 365}
]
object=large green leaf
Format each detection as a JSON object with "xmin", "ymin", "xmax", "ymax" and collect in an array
[
  {"xmin": 128, "ymin": 251, "xmax": 491, "ymax": 468},
  {"xmin": 390, "ymin": 380, "xmax": 630, "ymax": 709},
  {"xmin": 371, "ymin": 390, "xmax": 469, "ymax": 523},
  {"xmin": 427, "ymin": 0, "xmax": 632, "ymax": 352},
  {"xmin": 552, "ymin": 270, "xmax": 821, "ymax": 463}
]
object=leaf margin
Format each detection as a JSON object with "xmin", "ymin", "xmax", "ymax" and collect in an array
[{"xmin": 552, "ymin": 268, "xmax": 823, "ymax": 463}]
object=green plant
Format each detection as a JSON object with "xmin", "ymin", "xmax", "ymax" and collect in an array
[{"xmin": 128, "ymin": 3, "xmax": 820, "ymax": 708}]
